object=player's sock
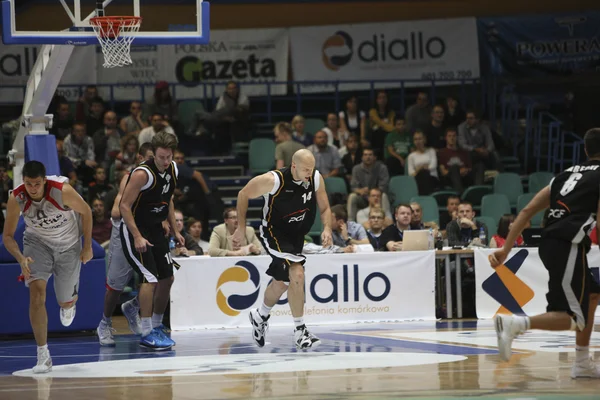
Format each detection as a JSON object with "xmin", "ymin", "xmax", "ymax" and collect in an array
[
  {"xmin": 37, "ymin": 344, "xmax": 48, "ymax": 352},
  {"xmin": 576, "ymin": 345, "xmax": 590, "ymax": 364},
  {"xmin": 102, "ymin": 314, "xmax": 111, "ymax": 324},
  {"xmin": 514, "ymin": 315, "xmax": 530, "ymax": 333},
  {"xmin": 141, "ymin": 317, "xmax": 153, "ymax": 336},
  {"xmin": 293, "ymin": 317, "xmax": 304, "ymax": 329},
  {"xmin": 152, "ymin": 313, "xmax": 164, "ymax": 328},
  {"xmin": 259, "ymin": 303, "xmax": 272, "ymax": 318}
]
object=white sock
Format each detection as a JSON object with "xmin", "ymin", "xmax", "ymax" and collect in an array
[
  {"xmin": 576, "ymin": 345, "xmax": 589, "ymax": 364},
  {"xmin": 152, "ymin": 313, "xmax": 163, "ymax": 328},
  {"xmin": 37, "ymin": 344, "xmax": 48, "ymax": 353},
  {"xmin": 141, "ymin": 317, "xmax": 153, "ymax": 336},
  {"xmin": 102, "ymin": 314, "xmax": 111, "ymax": 324},
  {"xmin": 259, "ymin": 303, "xmax": 272, "ymax": 318},
  {"xmin": 514, "ymin": 315, "xmax": 530, "ymax": 333},
  {"xmin": 293, "ymin": 317, "xmax": 304, "ymax": 329}
]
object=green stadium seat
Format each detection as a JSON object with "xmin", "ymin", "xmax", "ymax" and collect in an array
[
  {"xmin": 493, "ymin": 172, "xmax": 523, "ymax": 207},
  {"xmin": 389, "ymin": 176, "xmax": 418, "ymax": 208},
  {"xmin": 461, "ymin": 185, "xmax": 492, "ymax": 211},
  {"xmin": 249, "ymin": 138, "xmax": 275, "ymax": 175},
  {"xmin": 304, "ymin": 118, "xmax": 326, "ymax": 136},
  {"xmin": 410, "ymin": 196, "xmax": 439, "ymax": 225},
  {"xmin": 475, "ymin": 216, "xmax": 497, "ymax": 238},
  {"xmin": 431, "ymin": 190, "xmax": 458, "ymax": 207},
  {"xmin": 517, "ymin": 193, "xmax": 545, "ymax": 227},
  {"xmin": 177, "ymin": 100, "xmax": 204, "ymax": 134},
  {"xmin": 324, "ymin": 177, "xmax": 348, "ymax": 195},
  {"xmin": 481, "ymin": 194, "xmax": 511, "ymax": 227},
  {"xmin": 528, "ymin": 171, "xmax": 554, "ymax": 193}
]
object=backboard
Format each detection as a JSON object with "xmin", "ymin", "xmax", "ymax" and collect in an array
[{"xmin": 2, "ymin": 0, "xmax": 210, "ymax": 45}]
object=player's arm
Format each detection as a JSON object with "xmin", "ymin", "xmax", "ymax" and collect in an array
[
  {"xmin": 595, "ymin": 197, "xmax": 600, "ymax": 245},
  {"xmin": 490, "ymin": 186, "xmax": 550, "ymax": 267},
  {"xmin": 316, "ymin": 174, "xmax": 333, "ymax": 247},
  {"xmin": 3, "ymin": 194, "xmax": 26, "ymax": 265},
  {"xmin": 62, "ymin": 183, "xmax": 94, "ymax": 263},
  {"xmin": 119, "ymin": 169, "xmax": 148, "ymax": 242},
  {"xmin": 236, "ymin": 172, "xmax": 275, "ymax": 228}
]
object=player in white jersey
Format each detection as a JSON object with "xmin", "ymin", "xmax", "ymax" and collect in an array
[
  {"xmin": 97, "ymin": 143, "xmax": 154, "ymax": 346},
  {"xmin": 3, "ymin": 161, "xmax": 93, "ymax": 374}
]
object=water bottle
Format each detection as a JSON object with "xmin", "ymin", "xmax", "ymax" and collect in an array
[
  {"xmin": 479, "ymin": 227, "xmax": 487, "ymax": 246},
  {"xmin": 436, "ymin": 231, "xmax": 444, "ymax": 250},
  {"xmin": 169, "ymin": 236, "xmax": 176, "ymax": 251},
  {"xmin": 428, "ymin": 228, "xmax": 434, "ymax": 250}
]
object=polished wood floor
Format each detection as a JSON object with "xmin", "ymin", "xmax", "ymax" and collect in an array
[{"xmin": 0, "ymin": 318, "xmax": 599, "ymax": 400}]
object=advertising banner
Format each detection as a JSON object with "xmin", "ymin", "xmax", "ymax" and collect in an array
[
  {"xmin": 478, "ymin": 12, "xmax": 600, "ymax": 77},
  {"xmin": 171, "ymin": 252, "xmax": 436, "ymax": 330},
  {"xmin": 290, "ymin": 18, "xmax": 480, "ymax": 93}
]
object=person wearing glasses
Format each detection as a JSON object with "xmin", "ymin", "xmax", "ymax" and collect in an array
[
  {"xmin": 366, "ymin": 207, "xmax": 386, "ymax": 250},
  {"xmin": 208, "ymin": 207, "xmax": 262, "ymax": 257}
]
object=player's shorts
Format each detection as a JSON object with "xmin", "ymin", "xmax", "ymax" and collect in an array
[
  {"xmin": 539, "ymin": 237, "xmax": 600, "ymax": 331},
  {"xmin": 120, "ymin": 221, "xmax": 173, "ymax": 283},
  {"xmin": 258, "ymin": 225, "xmax": 306, "ymax": 282},
  {"xmin": 23, "ymin": 234, "xmax": 82, "ymax": 304},
  {"xmin": 106, "ymin": 219, "xmax": 134, "ymax": 291}
]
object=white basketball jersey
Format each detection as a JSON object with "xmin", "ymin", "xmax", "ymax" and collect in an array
[{"xmin": 12, "ymin": 175, "xmax": 81, "ymax": 251}]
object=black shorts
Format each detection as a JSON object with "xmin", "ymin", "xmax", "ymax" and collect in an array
[
  {"xmin": 539, "ymin": 237, "xmax": 600, "ymax": 331},
  {"xmin": 120, "ymin": 222, "xmax": 174, "ymax": 283},
  {"xmin": 258, "ymin": 225, "xmax": 306, "ymax": 282}
]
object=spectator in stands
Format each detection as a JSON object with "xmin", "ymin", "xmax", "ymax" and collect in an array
[
  {"xmin": 64, "ymin": 122, "xmax": 96, "ymax": 184},
  {"xmin": 172, "ymin": 210, "xmax": 203, "ymax": 256},
  {"xmin": 173, "ymin": 149, "xmax": 211, "ymax": 241},
  {"xmin": 114, "ymin": 134, "xmax": 140, "ymax": 172},
  {"xmin": 93, "ymin": 111, "xmax": 123, "ymax": 167},
  {"xmin": 423, "ymin": 105, "xmax": 446, "ymax": 149},
  {"xmin": 347, "ymin": 147, "xmax": 390, "ymax": 221},
  {"xmin": 138, "ymin": 113, "xmax": 176, "ymax": 146},
  {"xmin": 88, "ymin": 166, "xmax": 113, "ymax": 203},
  {"xmin": 212, "ymin": 80, "xmax": 250, "ymax": 154},
  {"xmin": 366, "ymin": 207, "xmax": 386, "ymax": 250},
  {"xmin": 458, "ymin": 110, "xmax": 502, "ymax": 184},
  {"xmin": 0, "ymin": 164, "xmax": 12, "ymax": 209},
  {"xmin": 56, "ymin": 138, "xmax": 78, "ymax": 188},
  {"xmin": 291, "ymin": 115, "xmax": 313, "ymax": 147},
  {"xmin": 384, "ymin": 118, "xmax": 411, "ymax": 176},
  {"xmin": 187, "ymin": 217, "xmax": 210, "ymax": 254},
  {"xmin": 438, "ymin": 128, "xmax": 473, "ymax": 194},
  {"xmin": 446, "ymin": 201, "xmax": 488, "ymax": 247},
  {"xmin": 439, "ymin": 195, "xmax": 460, "ymax": 231},
  {"xmin": 322, "ymin": 113, "xmax": 347, "ymax": 150},
  {"xmin": 407, "ymin": 131, "xmax": 439, "ymax": 195},
  {"xmin": 91, "ymin": 198, "xmax": 111, "ymax": 245},
  {"xmin": 50, "ymin": 102, "xmax": 73, "ymax": 140},
  {"xmin": 146, "ymin": 81, "xmax": 178, "ymax": 126},
  {"xmin": 341, "ymin": 134, "xmax": 362, "ymax": 183},
  {"xmin": 405, "ymin": 91, "xmax": 432, "ymax": 134},
  {"xmin": 356, "ymin": 187, "xmax": 393, "ymax": 229},
  {"xmin": 120, "ymin": 101, "xmax": 148, "ymax": 136},
  {"xmin": 307, "ymin": 130, "xmax": 342, "ymax": 178},
  {"xmin": 208, "ymin": 208, "xmax": 262, "ymax": 257},
  {"xmin": 380, "ymin": 204, "xmax": 413, "ymax": 251},
  {"xmin": 86, "ymin": 97, "xmax": 106, "ymax": 137},
  {"xmin": 339, "ymin": 95, "xmax": 366, "ymax": 145},
  {"xmin": 410, "ymin": 201, "xmax": 439, "ymax": 232},
  {"xmin": 489, "ymin": 214, "xmax": 524, "ymax": 248},
  {"xmin": 443, "ymin": 95, "xmax": 466, "ymax": 130},
  {"xmin": 275, "ymin": 122, "xmax": 305, "ymax": 168},
  {"xmin": 368, "ymin": 90, "xmax": 395, "ymax": 158},
  {"xmin": 75, "ymin": 85, "xmax": 101, "ymax": 121},
  {"xmin": 330, "ymin": 205, "xmax": 369, "ymax": 247}
]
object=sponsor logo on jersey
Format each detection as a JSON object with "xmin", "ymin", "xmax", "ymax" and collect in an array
[
  {"xmin": 151, "ymin": 205, "xmax": 167, "ymax": 213},
  {"xmin": 288, "ymin": 213, "xmax": 306, "ymax": 223},
  {"xmin": 549, "ymin": 208, "xmax": 566, "ymax": 218}
]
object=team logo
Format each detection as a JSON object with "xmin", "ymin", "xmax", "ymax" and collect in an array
[
  {"xmin": 216, "ymin": 261, "xmax": 260, "ymax": 316},
  {"xmin": 482, "ymin": 249, "xmax": 534, "ymax": 316},
  {"xmin": 322, "ymin": 31, "xmax": 353, "ymax": 71}
]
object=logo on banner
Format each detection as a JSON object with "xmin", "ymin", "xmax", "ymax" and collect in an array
[
  {"xmin": 482, "ymin": 249, "xmax": 534, "ymax": 316},
  {"xmin": 175, "ymin": 55, "xmax": 276, "ymax": 87},
  {"xmin": 216, "ymin": 261, "xmax": 261, "ymax": 316},
  {"xmin": 322, "ymin": 31, "xmax": 354, "ymax": 71}
]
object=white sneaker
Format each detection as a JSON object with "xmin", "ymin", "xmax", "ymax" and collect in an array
[
  {"xmin": 294, "ymin": 324, "xmax": 321, "ymax": 350},
  {"xmin": 249, "ymin": 308, "xmax": 269, "ymax": 348},
  {"xmin": 572, "ymin": 357, "xmax": 600, "ymax": 378},
  {"xmin": 60, "ymin": 305, "xmax": 76, "ymax": 327},
  {"xmin": 494, "ymin": 314, "xmax": 525, "ymax": 362},
  {"xmin": 33, "ymin": 348, "xmax": 52, "ymax": 374},
  {"xmin": 97, "ymin": 320, "xmax": 116, "ymax": 347},
  {"xmin": 121, "ymin": 299, "xmax": 142, "ymax": 335}
]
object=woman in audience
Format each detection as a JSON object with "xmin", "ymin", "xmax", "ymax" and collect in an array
[
  {"xmin": 114, "ymin": 134, "xmax": 139, "ymax": 172},
  {"xmin": 368, "ymin": 90, "xmax": 395, "ymax": 159},
  {"xmin": 339, "ymin": 95, "xmax": 366, "ymax": 145},
  {"xmin": 291, "ymin": 115, "xmax": 313, "ymax": 147},
  {"xmin": 407, "ymin": 131, "xmax": 439, "ymax": 195},
  {"xmin": 323, "ymin": 113, "xmax": 348, "ymax": 150},
  {"xmin": 489, "ymin": 214, "xmax": 525, "ymax": 248}
]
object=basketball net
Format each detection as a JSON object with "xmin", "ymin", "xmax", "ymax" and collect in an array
[{"xmin": 90, "ymin": 16, "xmax": 142, "ymax": 68}]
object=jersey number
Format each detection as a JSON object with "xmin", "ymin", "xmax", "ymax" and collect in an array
[
  {"xmin": 302, "ymin": 192, "xmax": 312, "ymax": 203},
  {"xmin": 560, "ymin": 173, "xmax": 582, "ymax": 196},
  {"xmin": 164, "ymin": 252, "xmax": 173, "ymax": 265},
  {"xmin": 162, "ymin": 183, "xmax": 170, "ymax": 195}
]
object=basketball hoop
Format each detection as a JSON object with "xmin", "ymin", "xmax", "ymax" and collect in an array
[{"xmin": 90, "ymin": 16, "xmax": 142, "ymax": 68}]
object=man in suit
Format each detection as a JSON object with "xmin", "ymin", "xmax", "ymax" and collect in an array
[{"xmin": 208, "ymin": 207, "xmax": 262, "ymax": 257}]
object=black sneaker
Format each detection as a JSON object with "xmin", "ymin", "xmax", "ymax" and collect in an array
[
  {"xmin": 294, "ymin": 324, "xmax": 321, "ymax": 350},
  {"xmin": 249, "ymin": 308, "xmax": 270, "ymax": 347}
]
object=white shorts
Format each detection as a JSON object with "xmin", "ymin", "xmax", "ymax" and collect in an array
[
  {"xmin": 106, "ymin": 219, "xmax": 134, "ymax": 291},
  {"xmin": 23, "ymin": 234, "xmax": 81, "ymax": 304}
]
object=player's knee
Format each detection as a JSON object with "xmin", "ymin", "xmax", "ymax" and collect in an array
[
  {"xmin": 30, "ymin": 291, "xmax": 46, "ymax": 308},
  {"xmin": 590, "ymin": 292, "xmax": 600, "ymax": 306},
  {"xmin": 272, "ymin": 279, "xmax": 288, "ymax": 291},
  {"xmin": 288, "ymin": 265, "xmax": 304, "ymax": 283}
]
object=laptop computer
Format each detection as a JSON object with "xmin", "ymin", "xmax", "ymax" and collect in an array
[
  {"xmin": 402, "ymin": 230, "xmax": 431, "ymax": 251},
  {"xmin": 521, "ymin": 228, "xmax": 543, "ymax": 247}
]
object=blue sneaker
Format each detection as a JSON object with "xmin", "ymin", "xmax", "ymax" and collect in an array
[
  {"xmin": 157, "ymin": 327, "xmax": 176, "ymax": 347},
  {"xmin": 156, "ymin": 324, "xmax": 171, "ymax": 336},
  {"xmin": 140, "ymin": 328, "xmax": 173, "ymax": 351}
]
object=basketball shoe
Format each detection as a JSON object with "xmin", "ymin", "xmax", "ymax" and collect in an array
[
  {"xmin": 572, "ymin": 357, "xmax": 600, "ymax": 379},
  {"xmin": 140, "ymin": 327, "xmax": 173, "ymax": 351},
  {"xmin": 494, "ymin": 314, "xmax": 527, "ymax": 361},
  {"xmin": 97, "ymin": 320, "xmax": 116, "ymax": 347},
  {"xmin": 59, "ymin": 305, "xmax": 76, "ymax": 327},
  {"xmin": 33, "ymin": 347, "xmax": 52, "ymax": 374},
  {"xmin": 249, "ymin": 308, "xmax": 270, "ymax": 347},
  {"xmin": 121, "ymin": 298, "xmax": 142, "ymax": 335},
  {"xmin": 294, "ymin": 324, "xmax": 321, "ymax": 350}
]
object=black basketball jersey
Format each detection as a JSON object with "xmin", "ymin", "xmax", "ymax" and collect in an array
[
  {"xmin": 544, "ymin": 160, "xmax": 600, "ymax": 243},
  {"xmin": 262, "ymin": 167, "xmax": 319, "ymax": 236},
  {"xmin": 125, "ymin": 159, "xmax": 178, "ymax": 227}
]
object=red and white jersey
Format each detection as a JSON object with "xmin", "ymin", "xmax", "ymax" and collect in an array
[{"xmin": 12, "ymin": 175, "xmax": 81, "ymax": 251}]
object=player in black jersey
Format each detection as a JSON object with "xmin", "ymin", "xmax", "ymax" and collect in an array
[
  {"xmin": 233, "ymin": 149, "xmax": 333, "ymax": 350},
  {"xmin": 120, "ymin": 132, "xmax": 184, "ymax": 351},
  {"xmin": 490, "ymin": 128, "xmax": 600, "ymax": 378}
]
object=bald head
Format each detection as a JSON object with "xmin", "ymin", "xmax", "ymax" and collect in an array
[
  {"xmin": 291, "ymin": 149, "xmax": 315, "ymax": 183},
  {"xmin": 292, "ymin": 149, "xmax": 314, "ymax": 165}
]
